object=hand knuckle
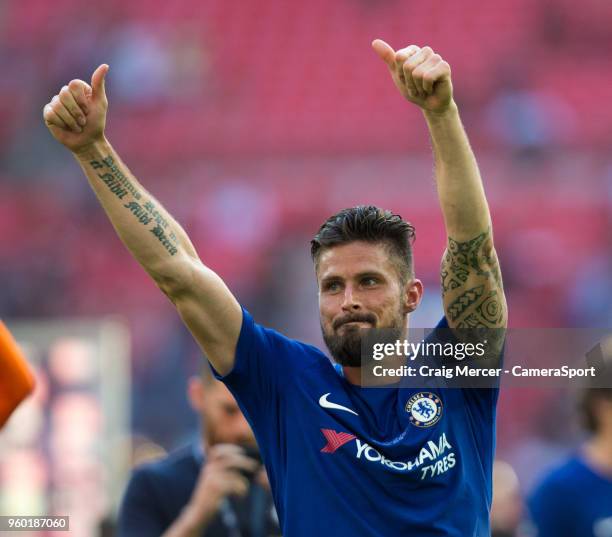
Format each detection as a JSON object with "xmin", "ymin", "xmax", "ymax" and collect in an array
[{"xmin": 423, "ymin": 46, "xmax": 433, "ymax": 54}]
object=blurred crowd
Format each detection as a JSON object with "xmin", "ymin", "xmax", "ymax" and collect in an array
[{"xmin": 0, "ymin": 0, "xmax": 611, "ymax": 533}]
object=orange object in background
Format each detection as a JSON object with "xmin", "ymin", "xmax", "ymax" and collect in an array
[{"xmin": 0, "ymin": 320, "xmax": 35, "ymax": 428}]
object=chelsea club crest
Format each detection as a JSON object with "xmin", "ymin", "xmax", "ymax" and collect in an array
[{"xmin": 406, "ymin": 392, "xmax": 443, "ymax": 428}]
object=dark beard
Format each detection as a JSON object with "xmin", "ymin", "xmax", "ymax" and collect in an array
[
  {"xmin": 323, "ymin": 324, "xmax": 366, "ymax": 367},
  {"xmin": 322, "ymin": 311, "xmax": 404, "ymax": 367}
]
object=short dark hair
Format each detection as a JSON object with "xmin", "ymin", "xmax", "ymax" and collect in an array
[{"xmin": 310, "ymin": 206, "xmax": 416, "ymax": 284}]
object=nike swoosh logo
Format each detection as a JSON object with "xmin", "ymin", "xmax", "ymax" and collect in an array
[{"xmin": 319, "ymin": 393, "xmax": 359, "ymax": 416}]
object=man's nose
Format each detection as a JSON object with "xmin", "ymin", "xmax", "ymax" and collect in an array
[{"xmin": 341, "ymin": 285, "xmax": 362, "ymax": 311}]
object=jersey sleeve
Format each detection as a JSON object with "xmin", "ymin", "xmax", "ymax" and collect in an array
[{"xmin": 210, "ymin": 307, "xmax": 321, "ymax": 425}]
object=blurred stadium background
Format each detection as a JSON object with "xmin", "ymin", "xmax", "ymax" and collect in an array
[{"xmin": 0, "ymin": 0, "xmax": 610, "ymax": 535}]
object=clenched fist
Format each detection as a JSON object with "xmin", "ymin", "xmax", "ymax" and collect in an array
[
  {"xmin": 372, "ymin": 40, "xmax": 453, "ymax": 113},
  {"xmin": 43, "ymin": 64, "xmax": 109, "ymax": 154}
]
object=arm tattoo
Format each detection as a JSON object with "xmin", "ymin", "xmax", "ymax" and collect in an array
[
  {"xmin": 441, "ymin": 228, "xmax": 507, "ymax": 352},
  {"xmin": 441, "ymin": 231, "xmax": 502, "ymax": 294},
  {"xmin": 91, "ymin": 156, "xmax": 142, "ymax": 200},
  {"xmin": 88, "ymin": 157, "xmax": 179, "ymax": 256},
  {"xmin": 124, "ymin": 201, "xmax": 153, "ymax": 225},
  {"xmin": 151, "ymin": 224, "xmax": 178, "ymax": 255}
]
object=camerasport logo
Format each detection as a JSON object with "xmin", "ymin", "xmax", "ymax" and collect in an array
[
  {"xmin": 405, "ymin": 392, "xmax": 443, "ymax": 428},
  {"xmin": 319, "ymin": 428, "xmax": 456, "ymax": 480}
]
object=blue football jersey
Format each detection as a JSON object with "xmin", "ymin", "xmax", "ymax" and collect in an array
[
  {"xmin": 212, "ymin": 308, "xmax": 499, "ymax": 536},
  {"xmin": 528, "ymin": 456, "xmax": 612, "ymax": 537}
]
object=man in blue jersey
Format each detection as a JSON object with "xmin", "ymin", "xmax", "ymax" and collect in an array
[
  {"xmin": 528, "ymin": 355, "xmax": 612, "ymax": 537},
  {"xmin": 44, "ymin": 38, "xmax": 507, "ymax": 536}
]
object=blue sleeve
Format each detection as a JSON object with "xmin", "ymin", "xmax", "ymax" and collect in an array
[
  {"xmin": 210, "ymin": 307, "xmax": 321, "ymax": 430},
  {"xmin": 116, "ymin": 467, "xmax": 167, "ymax": 537},
  {"xmin": 528, "ymin": 478, "xmax": 572, "ymax": 537},
  {"xmin": 212, "ymin": 308, "xmax": 320, "ymax": 393}
]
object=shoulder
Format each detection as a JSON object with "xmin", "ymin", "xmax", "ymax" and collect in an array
[
  {"xmin": 527, "ymin": 457, "xmax": 588, "ymax": 530},
  {"xmin": 128, "ymin": 445, "xmax": 199, "ymax": 490},
  {"xmin": 215, "ymin": 307, "xmax": 334, "ymax": 401},
  {"xmin": 543, "ymin": 456, "xmax": 587, "ymax": 484},
  {"xmin": 425, "ymin": 316, "xmax": 454, "ymax": 342},
  {"xmin": 242, "ymin": 308, "xmax": 330, "ymax": 364},
  {"xmin": 529, "ymin": 456, "xmax": 583, "ymax": 501},
  {"xmin": 118, "ymin": 447, "xmax": 199, "ymax": 536}
]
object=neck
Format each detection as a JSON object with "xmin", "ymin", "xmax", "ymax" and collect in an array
[{"xmin": 584, "ymin": 429, "xmax": 612, "ymax": 474}]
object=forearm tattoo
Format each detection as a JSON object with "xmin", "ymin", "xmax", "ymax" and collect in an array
[
  {"xmin": 440, "ymin": 228, "xmax": 507, "ymax": 350},
  {"xmin": 89, "ymin": 157, "xmax": 178, "ymax": 256}
]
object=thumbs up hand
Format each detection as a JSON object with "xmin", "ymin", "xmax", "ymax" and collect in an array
[
  {"xmin": 43, "ymin": 64, "xmax": 110, "ymax": 154},
  {"xmin": 372, "ymin": 40, "xmax": 454, "ymax": 114}
]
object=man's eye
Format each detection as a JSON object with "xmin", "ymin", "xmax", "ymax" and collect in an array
[
  {"xmin": 362, "ymin": 277, "xmax": 378, "ymax": 286},
  {"xmin": 324, "ymin": 282, "xmax": 341, "ymax": 292}
]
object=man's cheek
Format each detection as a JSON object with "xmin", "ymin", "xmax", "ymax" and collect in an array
[{"xmin": 320, "ymin": 304, "xmax": 336, "ymax": 325}]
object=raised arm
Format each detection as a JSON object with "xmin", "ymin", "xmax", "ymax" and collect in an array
[
  {"xmin": 43, "ymin": 65, "xmax": 241, "ymax": 375},
  {"xmin": 372, "ymin": 41, "xmax": 507, "ymax": 346}
]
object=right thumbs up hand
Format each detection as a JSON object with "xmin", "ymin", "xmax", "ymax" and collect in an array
[{"xmin": 43, "ymin": 64, "xmax": 110, "ymax": 155}]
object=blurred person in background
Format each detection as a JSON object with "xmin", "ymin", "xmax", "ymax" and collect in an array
[
  {"xmin": 0, "ymin": 320, "xmax": 35, "ymax": 428},
  {"xmin": 117, "ymin": 368, "xmax": 280, "ymax": 537},
  {"xmin": 491, "ymin": 460, "xmax": 524, "ymax": 537},
  {"xmin": 528, "ymin": 340, "xmax": 612, "ymax": 537},
  {"xmin": 43, "ymin": 38, "xmax": 507, "ymax": 535}
]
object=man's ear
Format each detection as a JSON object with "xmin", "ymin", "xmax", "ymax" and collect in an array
[
  {"xmin": 403, "ymin": 279, "xmax": 424, "ymax": 314},
  {"xmin": 187, "ymin": 376, "xmax": 205, "ymax": 413}
]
